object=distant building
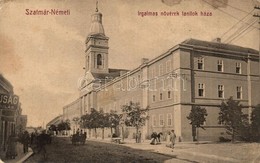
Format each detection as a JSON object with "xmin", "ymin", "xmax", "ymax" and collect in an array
[
  {"xmin": 25, "ymin": 126, "xmax": 35, "ymax": 134},
  {"xmin": 63, "ymin": 6, "xmax": 260, "ymax": 141},
  {"xmin": 46, "ymin": 115, "xmax": 63, "ymax": 130}
]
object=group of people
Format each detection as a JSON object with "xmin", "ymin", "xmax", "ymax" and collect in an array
[
  {"xmin": 150, "ymin": 130, "xmax": 177, "ymax": 149},
  {"xmin": 5, "ymin": 130, "xmax": 51, "ymax": 160},
  {"xmin": 71, "ymin": 129, "xmax": 87, "ymax": 145}
]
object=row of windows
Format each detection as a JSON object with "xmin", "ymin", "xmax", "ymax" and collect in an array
[
  {"xmin": 151, "ymin": 60, "xmax": 172, "ymax": 78},
  {"xmin": 152, "ymin": 90, "xmax": 172, "ymax": 102},
  {"xmin": 152, "ymin": 114, "xmax": 173, "ymax": 127},
  {"xmin": 198, "ymin": 83, "xmax": 242, "ymax": 99},
  {"xmin": 197, "ymin": 58, "xmax": 242, "ymax": 74},
  {"xmin": 99, "ymin": 98, "xmax": 142, "ymax": 113}
]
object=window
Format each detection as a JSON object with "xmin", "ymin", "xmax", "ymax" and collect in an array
[
  {"xmin": 167, "ymin": 114, "xmax": 172, "ymax": 126},
  {"xmin": 198, "ymin": 57, "xmax": 204, "ymax": 70},
  {"xmin": 217, "ymin": 60, "xmax": 223, "ymax": 72},
  {"xmin": 218, "ymin": 85, "xmax": 224, "ymax": 98},
  {"xmin": 138, "ymin": 74, "xmax": 141, "ymax": 82},
  {"xmin": 159, "ymin": 64, "xmax": 163, "ymax": 76},
  {"xmin": 198, "ymin": 83, "xmax": 204, "ymax": 97},
  {"xmin": 166, "ymin": 60, "xmax": 171, "ymax": 72},
  {"xmin": 237, "ymin": 86, "xmax": 242, "ymax": 99},
  {"xmin": 151, "ymin": 68, "xmax": 155, "ymax": 78},
  {"xmin": 159, "ymin": 114, "xmax": 164, "ymax": 126},
  {"xmin": 168, "ymin": 91, "xmax": 171, "ymax": 99},
  {"xmin": 160, "ymin": 93, "xmax": 163, "ymax": 100},
  {"xmin": 87, "ymin": 56, "xmax": 89, "ymax": 69},
  {"xmin": 97, "ymin": 54, "xmax": 102, "ymax": 66},
  {"xmin": 152, "ymin": 95, "xmax": 156, "ymax": 102},
  {"xmin": 152, "ymin": 115, "xmax": 156, "ymax": 127},
  {"xmin": 236, "ymin": 62, "xmax": 241, "ymax": 74}
]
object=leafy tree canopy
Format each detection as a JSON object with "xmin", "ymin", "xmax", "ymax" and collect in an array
[
  {"xmin": 122, "ymin": 102, "xmax": 149, "ymax": 130},
  {"xmin": 187, "ymin": 105, "xmax": 208, "ymax": 129}
]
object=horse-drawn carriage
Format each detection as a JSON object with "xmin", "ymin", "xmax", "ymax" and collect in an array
[{"xmin": 71, "ymin": 133, "xmax": 86, "ymax": 145}]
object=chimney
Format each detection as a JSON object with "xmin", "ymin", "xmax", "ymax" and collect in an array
[
  {"xmin": 212, "ymin": 38, "xmax": 221, "ymax": 43},
  {"xmin": 141, "ymin": 58, "xmax": 149, "ymax": 64}
]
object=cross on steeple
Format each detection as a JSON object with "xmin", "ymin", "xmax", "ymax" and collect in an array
[{"xmin": 96, "ymin": 0, "xmax": 98, "ymax": 12}]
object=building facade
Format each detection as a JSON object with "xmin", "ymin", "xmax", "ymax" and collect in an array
[
  {"xmin": 63, "ymin": 8, "xmax": 260, "ymax": 141},
  {"xmin": 0, "ymin": 74, "xmax": 26, "ymax": 150}
]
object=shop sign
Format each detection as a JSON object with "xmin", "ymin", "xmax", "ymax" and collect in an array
[{"xmin": 0, "ymin": 94, "xmax": 19, "ymax": 109}]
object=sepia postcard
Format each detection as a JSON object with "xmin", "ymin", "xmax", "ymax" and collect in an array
[{"xmin": 0, "ymin": 0, "xmax": 259, "ymax": 162}]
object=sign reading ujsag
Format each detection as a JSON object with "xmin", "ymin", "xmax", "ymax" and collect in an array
[{"xmin": 0, "ymin": 94, "xmax": 19, "ymax": 109}]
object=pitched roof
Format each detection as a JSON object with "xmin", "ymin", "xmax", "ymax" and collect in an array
[
  {"xmin": 181, "ymin": 38, "xmax": 258, "ymax": 54},
  {"xmin": 91, "ymin": 68, "xmax": 129, "ymax": 80},
  {"xmin": 0, "ymin": 74, "xmax": 13, "ymax": 93}
]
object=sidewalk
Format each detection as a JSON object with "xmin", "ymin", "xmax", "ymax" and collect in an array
[
  {"xmin": 87, "ymin": 137, "xmax": 253, "ymax": 163},
  {"xmin": 0, "ymin": 143, "xmax": 33, "ymax": 163}
]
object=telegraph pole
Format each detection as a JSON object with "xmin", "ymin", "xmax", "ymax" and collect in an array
[
  {"xmin": 254, "ymin": 6, "xmax": 260, "ymax": 78},
  {"xmin": 253, "ymin": 6, "xmax": 260, "ymax": 123}
]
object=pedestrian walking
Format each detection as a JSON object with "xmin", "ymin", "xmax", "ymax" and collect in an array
[
  {"xmin": 30, "ymin": 132, "xmax": 35, "ymax": 146},
  {"xmin": 22, "ymin": 131, "xmax": 30, "ymax": 153},
  {"xmin": 166, "ymin": 130, "xmax": 176, "ymax": 149},
  {"xmin": 36, "ymin": 130, "xmax": 49, "ymax": 159}
]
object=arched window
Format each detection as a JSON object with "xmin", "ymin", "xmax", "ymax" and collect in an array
[{"xmin": 97, "ymin": 54, "xmax": 102, "ymax": 66}]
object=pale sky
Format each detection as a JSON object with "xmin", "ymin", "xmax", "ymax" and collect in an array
[{"xmin": 0, "ymin": 0, "xmax": 259, "ymax": 127}]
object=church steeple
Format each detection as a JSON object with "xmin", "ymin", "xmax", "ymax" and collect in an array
[
  {"xmin": 89, "ymin": 0, "xmax": 105, "ymax": 36},
  {"xmin": 85, "ymin": 2, "xmax": 109, "ymax": 74}
]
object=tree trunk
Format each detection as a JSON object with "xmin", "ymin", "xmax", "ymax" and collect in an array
[
  {"xmin": 196, "ymin": 127, "xmax": 199, "ymax": 144},
  {"xmin": 88, "ymin": 128, "xmax": 91, "ymax": 138},
  {"xmin": 232, "ymin": 128, "xmax": 235, "ymax": 143},
  {"xmin": 136, "ymin": 127, "xmax": 138, "ymax": 143},
  {"xmin": 116, "ymin": 126, "xmax": 119, "ymax": 136},
  {"xmin": 95, "ymin": 128, "xmax": 97, "ymax": 139},
  {"xmin": 122, "ymin": 126, "xmax": 124, "ymax": 142},
  {"xmin": 192, "ymin": 125, "xmax": 196, "ymax": 141},
  {"xmin": 110, "ymin": 127, "xmax": 113, "ymax": 136},
  {"xmin": 102, "ymin": 128, "xmax": 104, "ymax": 139}
]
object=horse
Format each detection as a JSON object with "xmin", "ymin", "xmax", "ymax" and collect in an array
[
  {"xmin": 157, "ymin": 132, "xmax": 163, "ymax": 142},
  {"xmin": 150, "ymin": 132, "xmax": 164, "ymax": 145}
]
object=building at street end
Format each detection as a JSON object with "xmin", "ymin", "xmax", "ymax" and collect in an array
[
  {"xmin": 46, "ymin": 115, "xmax": 63, "ymax": 135},
  {"xmin": 63, "ymin": 7, "xmax": 260, "ymax": 141}
]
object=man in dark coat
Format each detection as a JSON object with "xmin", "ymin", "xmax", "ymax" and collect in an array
[{"xmin": 22, "ymin": 131, "xmax": 30, "ymax": 153}]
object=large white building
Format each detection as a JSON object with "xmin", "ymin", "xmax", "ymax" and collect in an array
[{"xmin": 63, "ymin": 6, "xmax": 260, "ymax": 141}]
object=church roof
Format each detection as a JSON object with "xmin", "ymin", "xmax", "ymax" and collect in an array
[{"xmin": 91, "ymin": 68, "xmax": 129, "ymax": 82}]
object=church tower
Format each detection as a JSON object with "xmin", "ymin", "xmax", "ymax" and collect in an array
[{"xmin": 85, "ymin": 2, "xmax": 109, "ymax": 74}]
